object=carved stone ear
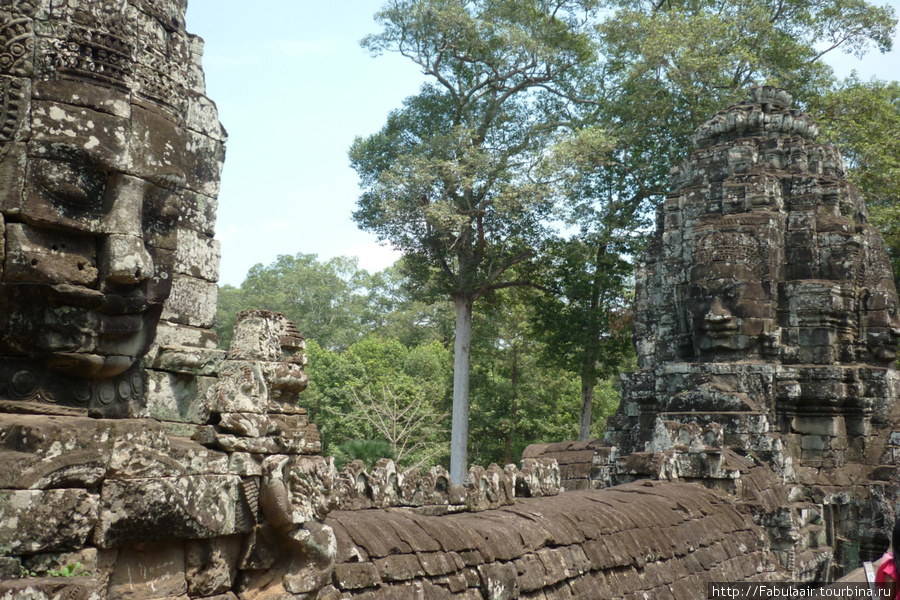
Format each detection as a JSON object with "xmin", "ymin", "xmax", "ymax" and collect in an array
[{"xmin": 860, "ymin": 288, "xmax": 872, "ymax": 312}]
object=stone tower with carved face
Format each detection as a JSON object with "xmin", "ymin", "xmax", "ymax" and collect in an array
[
  {"xmin": 0, "ymin": 0, "xmax": 224, "ymax": 417},
  {"xmin": 610, "ymin": 87, "xmax": 900, "ymax": 463},
  {"xmin": 600, "ymin": 87, "xmax": 900, "ymax": 574}
]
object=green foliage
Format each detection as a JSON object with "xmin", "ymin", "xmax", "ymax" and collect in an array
[
  {"xmin": 591, "ymin": 375, "xmax": 624, "ymax": 438},
  {"xmin": 214, "ymin": 253, "xmax": 373, "ymax": 351},
  {"xmin": 466, "ymin": 289, "xmax": 613, "ymax": 465},
  {"xmin": 363, "ymin": 263, "xmax": 456, "ymax": 347},
  {"xmin": 305, "ymin": 336, "xmax": 452, "ymax": 468},
  {"xmin": 333, "ymin": 439, "xmax": 397, "ymax": 470},
  {"xmin": 530, "ymin": 235, "xmax": 634, "ymax": 439},
  {"xmin": 353, "ymin": 0, "xmax": 607, "ymax": 482},
  {"xmin": 49, "ymin": 562, "xmax": 90, "ymax": 578},
  {"xmin": 212, "ymin": 0, "xmax": 899, "ymax": 479},
  {"xmin": 533, "ymin": 237, "xmax": 633, "ymax": 378},
  {"xmin": 592, "ymin": 0, "xmax": 896, "ymax": 207},
  {"xmin": 19, "ymin": 562, "xmax": 90, "ymax": 579},
  {"xmin": 350, "ymin": 84, "xmax": 554, "ymax": 303}
]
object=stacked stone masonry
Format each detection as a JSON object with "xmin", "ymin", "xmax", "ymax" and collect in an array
[
  {"xmin": 1, "ymin": 0, "xmax": 898, "ymax": 597},
  {"xmin": 325, "ymin": 482, "xmax": 779, "ymax": 599}
]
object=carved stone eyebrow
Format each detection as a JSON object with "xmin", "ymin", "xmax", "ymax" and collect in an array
[
  {"xmin": 145, "ymin": 170, "xmax": 187, "ymax": 193},
  {"xmin": 32, "ymin": 140, "xmax": 128, "ymax": 173}
]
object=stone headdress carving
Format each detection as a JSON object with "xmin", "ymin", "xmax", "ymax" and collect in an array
[{"xmin": 692, "ymin": 228, "xmax": 773, "ymax": 282}]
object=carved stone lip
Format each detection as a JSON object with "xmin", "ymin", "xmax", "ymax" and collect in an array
[
  {"xmin": 701, "ymin": 322, "xmax": 739, "ymax": 336},
  {"xmin": 872, "ymin": 344, "xmax": 899, "ymax": 361},
  {"xmin": 100, "ymin": 292, "xmax": 149, "ymax": 316},
  {"xmin": 99, "ymin": 314, "xmax": 144, "ymax": 336},
  {"xmin": 46, "ymin": 285, "xmax": 149, "ymax": 315},
  {"xmin": 47, "ymin": 284, "xmax": 104, "ymax": 308},
  {"xmin": 47, "ymin": 352, "xmax": 135, "ymax": 379},
  {"xmin": 703, "ymin": 327, "xmax": 739, "ymax": 336}
]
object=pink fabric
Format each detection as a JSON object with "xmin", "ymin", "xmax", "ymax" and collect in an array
[{"xmin": 876, "ymin": 552, "xmax": 900, "ymax": 598}]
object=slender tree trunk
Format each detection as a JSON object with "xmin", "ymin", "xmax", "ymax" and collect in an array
[
  {"xmin": 503, "ymin": 343, "xmax": 519, "ymax": 466},
  {"xmin": 579, "ymin": 242, "xmax": 607, "ymax": 441},
  {"xmin": 579, "ymin": 364, "xmax": 597, "ymax": 442},
  {"xmin": 450, "ymin": 294, "xmax": 474, "ymax": 485}
]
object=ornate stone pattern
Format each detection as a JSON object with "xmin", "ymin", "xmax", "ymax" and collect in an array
[
  {"xmin": 0, "ymin": 76, "xmax": 24, "ymax": 161},
  {"xmin": 0, "ymin": 0, "xmax": 32, "ymax": 161},
  {"xmin": 0, "ymin": 1, "xmax": 34, "ymax": 76},
  {"xmin": 36, "ymin": 22, "xmax": 135, "ymax": 91},
  {"xmin": 0, "ymin": 359, "xmax": 144, "ymax": 417}
]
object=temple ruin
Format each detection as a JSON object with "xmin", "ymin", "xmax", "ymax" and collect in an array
[
  {"xmin": 1, "ymin": 1, "xmax": 899, "ymax": 599},
  {"xmin": 529, "ymin": 86, "xmax": 900, "ymax": 582}
]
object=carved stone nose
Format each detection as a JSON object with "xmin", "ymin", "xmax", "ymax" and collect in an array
[
  {"xmin": 705, "ymin": 297, "xmax": 732, "ymax": 322},
  {"xmin": 97, "ymin": 173, "xmax": 154, "ymax": 285},
  {"xmin": 99, "ymin": 234, "xmax": 154, "ymax": 285}
]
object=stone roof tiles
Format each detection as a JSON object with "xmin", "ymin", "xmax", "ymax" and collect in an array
[{"xmin": 325, "ymin": 481, "xmax": 782, "ymax": 598}]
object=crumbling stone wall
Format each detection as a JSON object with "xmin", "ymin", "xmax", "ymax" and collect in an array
[{"xmin": 0, "ymin": 308, "xmax": 789, "ymax": 600}]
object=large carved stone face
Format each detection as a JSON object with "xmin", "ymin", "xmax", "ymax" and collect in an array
[
  {"xmin": 0, "ymin": 1, "xmax": 221, "ymax": 415},
  {"xmin": 861, "ymin": 276, "xmax": 900, "ymax": 364},
  {"xmin": 687, "ymin": 264, "xmax": 776, "ymax": 358},
  {"xmin": 686, "ymin": 230, "xmax": 777, "ymax": 360},
  {"xmin": 857, "ymin": 230, "xmax": 900, "ymax": 365},
  {"xmin": 0, "ymin": 87, "xmax": 183, "ymax": 378}
]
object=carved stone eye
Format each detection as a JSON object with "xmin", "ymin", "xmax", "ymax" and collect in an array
[{"xmin": 34, "ymin": 159, "xmax": 108, "ymax": 212}]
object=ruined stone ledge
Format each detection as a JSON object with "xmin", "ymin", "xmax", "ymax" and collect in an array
[
  {"xmin": 146, "ymin": 371, "xmax": 217, "ymax": 425},
  {"xmin": 211, "ymin": 432, "xmax": 320, "ymax": 455},
  {"xmin": 151, "ymin": 346, "xmax": 225, "ymax": 377},
  {"xmin": 279, "ymin": 457, "xmax": 561, "ymax": 524},
  {"xmin": 0, "ymin": 489, "xmax": 98, "ymax": 555},
  {"xmin": 94, "ymin": 475, "xmax": 254, "ymax": 548},
  {"xmin": 161, "ymin": 276, "xmax": 218, "ymax": 329},
  {"xmin": 0, "ymin": 414, "xmax": 237, "ymax": 489},
  {"xmin": 152, "ymin": 322, "xmax": 219, "ymax": 354},
  {"xmin": 0, "ymin": 578, "xmax": 97, "ymax": 600},
  {"xmin": 213, "ymin": 361, "xmax": 309, "ymax": 415}
]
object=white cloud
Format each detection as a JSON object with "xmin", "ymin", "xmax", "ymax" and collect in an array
[{"xmin": 339, "ymin": 241, "xmax": 402, "ymax": 273}]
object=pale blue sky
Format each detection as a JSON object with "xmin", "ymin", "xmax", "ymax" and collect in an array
[{"xmin": 185, "ymin": 1, "xmax": 900, "ymax": 287}]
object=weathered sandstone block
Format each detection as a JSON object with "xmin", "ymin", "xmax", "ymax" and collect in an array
[
  {"xmin": 94, "ymin": 475, "xmax": 253, "ymax": 548},
  {"xmin": 0, "ymin": 489, "xmax": 98, "ymax": 554}
]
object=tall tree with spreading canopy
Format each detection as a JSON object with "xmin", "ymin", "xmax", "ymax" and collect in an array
[
  {"xmin": 809, "ymin": 77, "xmax": 900, "ymax": 284},
  {"xmin": 530, "ymin": 127, "xmax": 643, "ymax": 441},
  {"xmin": 351, "ymin": 0, "xmax": 602, "ymax": 483}
]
